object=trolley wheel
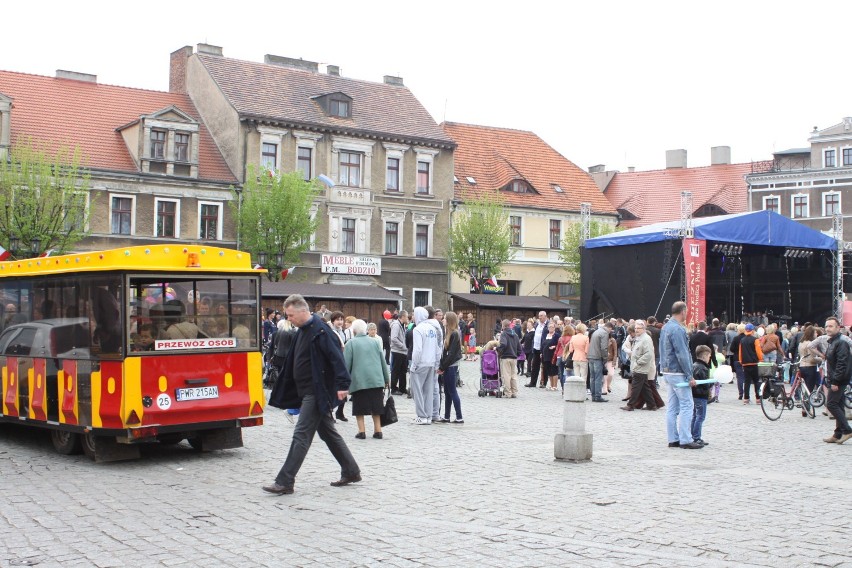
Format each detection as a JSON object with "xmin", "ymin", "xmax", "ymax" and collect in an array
[
  {"xmin": 478, "ymin": 390, "xmax": 485, "ymax": 397},
  {"xmin": 496, "ymin": 391, "xmax": 503, "ymax": 398},
  {"xmin": 760, "ymin": 382, "xmax": 785, "ymax": 421},
  {"xmin": 187, "ymin": 437, "xmax": 204, "ymax": 451},
  {"xmin": 50, "ymin": 430, "xmax": 82, "ymax": 455},
  {"xmin": 809, "ymin": 389, "xmax": 825, "ymax": 408},
  {"xmin": 81, "ymin": 432, "xmax": 98, "ymax": 460},
  {"xmin": 157, "ymin": 434, "xmax": 185, "ymax": 445},
  {"xmin": 82, "ymin": 432, "xmax": 141, "ymax": 462}
]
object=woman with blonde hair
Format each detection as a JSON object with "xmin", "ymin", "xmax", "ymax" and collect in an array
[
  {"xmin": 568, "ymin": 322, "xmax": 590, "ymax": 392},
  {"xmin": 437, "ymin": 311, "xmax": 464, "ymax": 423},
  {"xmin": 344, "ymin": 319, "xmax": 390, "ymax": 439}
]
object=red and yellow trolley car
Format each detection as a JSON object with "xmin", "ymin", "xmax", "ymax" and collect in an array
[{"xmin": 0, "ymin": 245, "xmax": 264, "ymax": 461}]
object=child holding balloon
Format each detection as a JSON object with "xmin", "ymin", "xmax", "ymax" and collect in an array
[{"xmin": 691, "ymin": 345, "xmax": 713, "ymax": 447}]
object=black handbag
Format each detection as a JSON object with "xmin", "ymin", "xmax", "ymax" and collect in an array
[
  {"xmin": 564, "ymin": 351, "xmax": 574, "ymax": 370},
  {"xmin": 380, "ymin": 390, "xmax": 398, "ymax": 427}
]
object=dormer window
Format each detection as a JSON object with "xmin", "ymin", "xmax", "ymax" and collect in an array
[
  {"xmin": 150, "ymin": 130, "xmax": 166, "ymax": 160},
  {"xmin": 313, "ymin": 92, "xmax": 353, "ymax": 119},
  {"xmin": 330, "ymin": 98, "xmax": 350, "ymax": 118},
  {"xmin": 505, "ymin": 180, "xmax": 531, "ymax": 193},
  {"xmin": 175, "ymin": 133, "xmax": 190, "ymax": 162}
]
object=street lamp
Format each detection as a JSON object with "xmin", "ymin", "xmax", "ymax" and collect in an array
[
  {"xmin": 469, "ymin": 265, "xmax": 491, "ymax": 294},
  {"xmin": 5, "ymin": 235, "xmax": 41, "ymax": 259},
  {"xmin": 257, "ymin": 251, "xmax": 287, "ymax": 281}
]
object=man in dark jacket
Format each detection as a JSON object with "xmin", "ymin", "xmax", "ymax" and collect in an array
[
  {"xmin": 264, "ymin": 294, "xmax": 361, "ymax": 495},
  {"xmin": 378, "ymin": 311, "xmax": 391, "ymax": 364},
  {"xmin": 823, "ymin": 317, "xmax": 852, "ymax": 444},
  {"xmin": 498, "ymin": 319, "xmax": 521, "ymax": 398},
  {"xmin": 689, "ymin": 321, "xmax": 718, "ymax": 369}
]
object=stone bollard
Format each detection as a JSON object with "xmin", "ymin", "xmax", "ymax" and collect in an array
[{"xmin": 554, "ymin": 376, "xmax": 593, "ymax": 461}]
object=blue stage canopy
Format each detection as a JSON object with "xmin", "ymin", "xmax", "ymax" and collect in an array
[{"xmin": 584, "ymin": 210, "xmax": 837, "ymax": 250}]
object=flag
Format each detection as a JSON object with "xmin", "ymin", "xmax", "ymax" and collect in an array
[
  {"xmin": 253, "ymin": 264, "xmax": 262, "ymax": 270},
  {"xmin": 39, "ymin": 249, "xmax": 55, "ymax": 258},
  {"xmin": 486, "ymin": 276, "xmax": 499, "ymax": 288},
  {"xmin": 280, "ymin": 266, "xmax": 296, "ymax": 280},
  {"xmin": 0, "ymin": 245, "xmax": 9, "ymax": 261}
]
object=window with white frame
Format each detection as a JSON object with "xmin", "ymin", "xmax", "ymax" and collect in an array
[
  {"xmin": 341, "ymin": 218, "xmax": 356, "ymax": 253},
  {"xmin": 261, "ymin": 143, "xmax": 278, "ymax": 170},
  {"xmin": 155, "ymin": 198, "xmax": 180, "ymax": 238},
  {"xmin": 549, "ymin": 219, "xmax": 561, "ymax": 249},
  {"xmin": 339, "ymin": 151, "xmax": 362, "ymax": 187},
  {"xmin": 416, "ymin": 161, "xmax": 431, "ymax": 194},
  {"xmin": 385, "ymin": 221, "xmax": 399, "ymax": 255},
  {"xmin": 384, "ymin": 287, "xmax": 404, "ymax": 311},
  {"xmin": 824, "ymin": 148, "xmax": 836, "ymax": 168},
  {"xmin": 415, "ymin": 224, "xmax": 429, "ymax": 257},
  {"xmin": 414, "ymin": 148, "xmax": 438, "ymax": 196},
  {"xmin": 198, "ymin": 201, "xmax": 222, "ymax": 240},
  {"xmin": 844, "ymin": 148, "xmax": 852, "ymax": 167},
  {"xmin": 510, "ymin": 215, "xmax": 522, "ymax": 246},
  {"xmin": 823, "ymin": 192, "xmax": 841, "ymax": 217},
  {"xmin": 791, "ymin": 194, "xmax": 809, "ymax": 219},
  {"xmin": 110, "ymin": 194, "xmax": 135, "ymax": 235},
  {"xmin": 413, "ymin": 288, "xmax": 432, "ymax": 308},
  {"xmin": 763, "ymin": 195, "xmax": 780, "ymax": 213},
  {"xmin": 387, "ymin": 158, "xmax": 400, "ymax": 191},
  {"xmin": 297, "ymin": 147, "xmax": 312, "ymax": 181}
]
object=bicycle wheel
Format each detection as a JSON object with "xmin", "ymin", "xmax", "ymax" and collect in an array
[
  {"xmin": 810, "ymin": 388, "xmax": 825, "ymax": 408},
  {"xmin": 844, "ymin": 384, "xmax": 852, "ymax": 410},
  {"xmin": 797, "ymin": 384, "xmax": 815, "ymax": 418},
  {"xmin": 761, "ymin": 381, "xmax": 785, "ymax": 421}
]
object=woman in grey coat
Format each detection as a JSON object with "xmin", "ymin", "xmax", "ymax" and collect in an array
[{"xmin": 344, "ymin": 319, "xmax": 391, "ymax": 439}]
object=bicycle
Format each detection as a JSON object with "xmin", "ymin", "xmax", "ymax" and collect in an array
[
  {"xmin": 808, "ymin": 372, "xmax": 852, "ymax": 411},
  {"xmin": 760, "ymin": 362, "xmax": 815, "ymax": 421}
]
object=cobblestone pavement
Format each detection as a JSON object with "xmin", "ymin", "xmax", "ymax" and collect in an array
[{"xmin": 1, "ymin": 361, "xmax": 851, "ymax": 567}]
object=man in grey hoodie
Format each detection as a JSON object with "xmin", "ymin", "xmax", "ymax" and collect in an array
[{"xmin": 410, "ymin": 306, "xmax": 443, "ymax": 424}]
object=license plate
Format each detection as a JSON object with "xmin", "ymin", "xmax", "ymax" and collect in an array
[{"xmin": 175, "ymin": 386, "xmax": 219, "ymax": 402}]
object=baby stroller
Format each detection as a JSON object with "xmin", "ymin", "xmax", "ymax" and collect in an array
[{"xmin": 478, "ymin": 349, "xmax": 503, "ymax": 397}]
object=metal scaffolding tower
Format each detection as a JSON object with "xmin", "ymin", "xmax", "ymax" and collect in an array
[
  {"xmin": 580, "ymin": 202, "xmax": 591, "ymax": 244},
  {"xmin": 679, "ymin": 192, "xmax": 693, "ymax": 301},
  {"xmin": 833, "ymin": 213, "xmax": 844, "ymax": 319}
]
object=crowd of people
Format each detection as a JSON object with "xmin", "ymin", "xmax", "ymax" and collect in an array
[{"xmin": 261, "ymin": 295, "xmax": 852, "ymax": 495}]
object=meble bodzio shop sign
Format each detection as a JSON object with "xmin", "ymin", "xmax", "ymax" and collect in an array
[{"xmin": 321, "ymin": 255, "xmax": 382, "ymax": 276}]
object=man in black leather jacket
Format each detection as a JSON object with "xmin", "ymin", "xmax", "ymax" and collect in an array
[{"xmin": 823, "ymin": 317, "xmax": 852, "ymax": 444}]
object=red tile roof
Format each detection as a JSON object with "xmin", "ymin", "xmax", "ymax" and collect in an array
[
  {"xmin": 197, "ymin": 54, "xmax": 454, "ymax": 147},
  {"xmin": 441, "ymin": 122, "xmax": 616, "ymax": 215},
  {"xmin": 603, "ymin": 161, "xmax": 773, "ymax": 228},
  {"xmin": 0, "ymin": 70, "xmax": 236, "ymax": 183}
]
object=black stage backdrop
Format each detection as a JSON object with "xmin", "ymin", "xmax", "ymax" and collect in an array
[{"xmin": 581, "ymin": 239, "xmax": 834, "ymax": 324}]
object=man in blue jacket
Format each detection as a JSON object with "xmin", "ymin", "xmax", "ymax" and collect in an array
[
  {"xmin": 263, "ymin": 294, "xmax": 361, "ymax": 494},
  {"xmin": 659, "ymin": 301, "xmax": 702, "ymax": 449}
]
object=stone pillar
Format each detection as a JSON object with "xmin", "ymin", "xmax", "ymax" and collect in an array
[{"xmin": 554, "ymin": 376, "xmax": 592, "ymax": 461}]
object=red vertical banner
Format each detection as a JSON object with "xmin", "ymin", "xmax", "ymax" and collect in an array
[{"xmin": 682, "ymin": 238, "xmax": 706, "ymax": 326}]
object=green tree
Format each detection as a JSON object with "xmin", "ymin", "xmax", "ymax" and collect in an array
[
  {"xmin": 449, "ymin": 191, "xmax": 513, "ymax": 284},
  {"xmin": 231, "ymin": 165, "xmax": 320, "ymax": 281},
  {"xmin": 559, "ymin": 219, "xmax": 620, "ymax": 271},
  {"xmin": 0, "ymin": 137, "xmax": 92, "ymax": 257}
]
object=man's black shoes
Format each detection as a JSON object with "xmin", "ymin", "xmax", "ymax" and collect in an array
[
  {"xmin": 262, "ymin": 483, "xmax": 294, "ymax": 495},
  {"xmin": 680, "ymin": 442, "xmax": 704, "ymax": 449},
  {"xmin": 668, "ymin": 441, "xmax": 680, "ymax": 448},
  {"xmin": 330, "ymin": 474, "xmax": 362, "ymax": 487}
]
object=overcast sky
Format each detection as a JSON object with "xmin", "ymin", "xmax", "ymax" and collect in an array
[{"xmin": 3, "ymin": 1, "xmax": 851, "ymax": 172}]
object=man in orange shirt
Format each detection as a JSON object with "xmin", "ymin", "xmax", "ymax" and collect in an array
[{"xmin": 738, "ymin": 323, "xmax": 764, "ymax": 404}]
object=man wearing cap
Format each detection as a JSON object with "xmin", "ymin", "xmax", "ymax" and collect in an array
[
  {"xmin": 658, "ymin": 301, "xmax": 702, "ymax": 449},
  {"xmin": 738, "ymin": 323, "xmax": 763, "ymax": 404}
]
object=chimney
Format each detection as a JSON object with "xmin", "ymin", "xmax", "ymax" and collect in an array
[
  {"xmin": 628, "ymin": 166, "xmax": 635, "ymax": 173},
  {"xmin": 264, "ymin": 54, "xmax": 318, "ymax": 72},
  {"xmin": 326, "ymin": 65, "xmax": 340, "ymax": 76},
  {"xmin": 169, "ymin": 45, "xmax": 193, "ymax": 94},
  {"xmin": 588, "ymin": 164, "xmax": 605, "ymax": 173},
  {"xmin": 666, "ymin": 149, "xmax": 687, "ymax": 169},
  {"xmin": 711, "ymin": 146, "xmax": 731, "ymax": 165},
  {"xmin": 197, "ymin": 43, "xmax": 223, "ymax": 56},
  {"xmin": 383, "ymin": 75, "xmax": 404, "ymax": 86},
  {"xmin": 55, "ymin": 70, "xmax": 96, "ymax": 83}
]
